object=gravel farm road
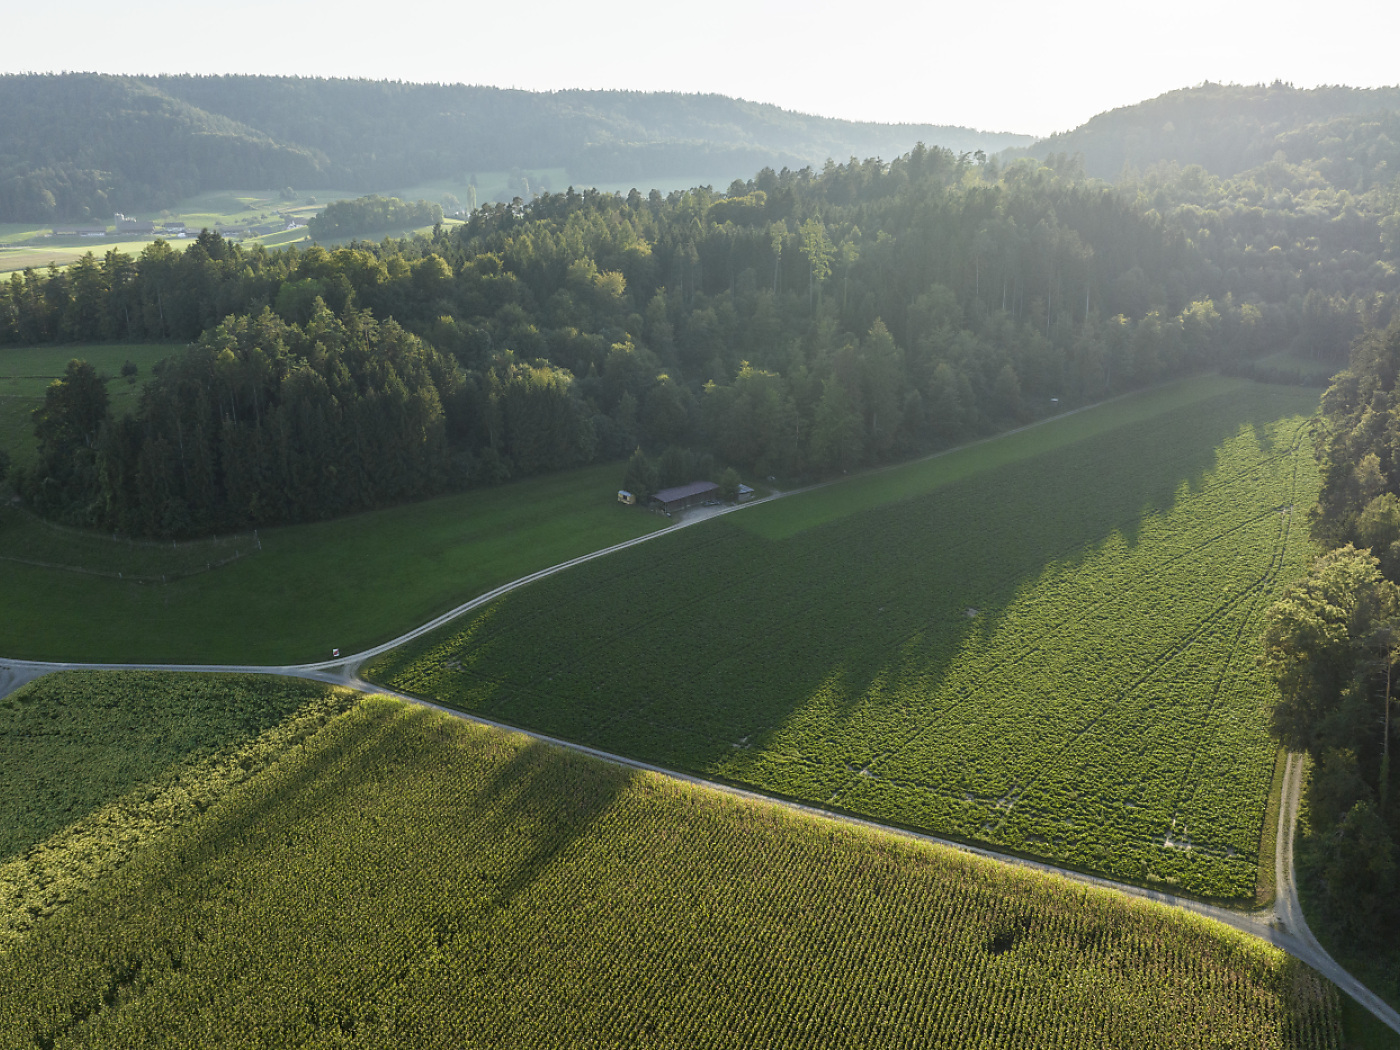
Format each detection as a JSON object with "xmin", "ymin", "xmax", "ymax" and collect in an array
[{"xmin": 3, "ymin": 425, "xmax": 1397, "ymax": 1032}]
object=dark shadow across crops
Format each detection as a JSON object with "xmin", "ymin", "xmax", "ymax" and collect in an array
[
  {"xmin": 369, "ymin": 384, "xmax": 1318, "ymax": 896},
  {"xmin": 0, "ymin": 672, "xmax": 330, "ymax": 863},
  {"xmin": 374, "ymin": 385, "xmax": 1300, "ymax": 742},
  {"xmin": 0, "ymin": 694, "xmax": 1341, "ymax": 1049}
]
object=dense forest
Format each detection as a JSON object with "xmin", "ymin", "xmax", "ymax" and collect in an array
[
  {"xmin": 0, "ymin": 74, "xmax": 1030, "ymax": 222},
  {"xmin": 307, "ymin": 196, "xmax": 443, "ymax": 240},
  {"xmin": 1260, "ymin": 317, "xmax": 1400, "ymax": 973},
  {"xmin": 4, "ymin": 112, "xmax": 1400, "ymax": 536}
]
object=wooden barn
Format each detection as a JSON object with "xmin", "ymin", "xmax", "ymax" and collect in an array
[{"xmin": 650, "ymin": 481, "xmax": 720, "ymax": 513}]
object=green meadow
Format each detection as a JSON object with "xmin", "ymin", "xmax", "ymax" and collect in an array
[
  {"xmin": 0, "ymin": 342, "xmax": 175, "ymax": 470},
  {"xmin": 0, "ymin": 460, "xmax": 665, "ymax": 665}
]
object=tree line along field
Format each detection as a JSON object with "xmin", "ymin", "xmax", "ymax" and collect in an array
[
  {"xmin": 0, "ymin": 673, "xmax": 1344, "ymax": 1048},
  {"xmin": 0, "ymin": 362, "xmax": 1221, "ymax": 668},
  {"xmin": 368, "ymin": 380, "xmax": 1321, "ymax": 901}
]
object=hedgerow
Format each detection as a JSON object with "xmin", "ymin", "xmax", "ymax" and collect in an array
[
  {"xmin": 0, "ymin": 693, "xmax": 1342, "ymax": 1048},
  {"xmin": 370, "ymin": 383, "xmax": 1320, "ymax": 900}
]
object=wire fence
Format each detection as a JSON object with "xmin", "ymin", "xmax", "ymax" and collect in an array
[{"xmin": 0, "ymin": 504, "xmax": 263, "ymax": 583}]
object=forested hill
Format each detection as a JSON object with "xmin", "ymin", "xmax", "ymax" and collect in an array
[
  {"xmin": 1011, "ymin": 82, "xmax": 1400, "ymax": 185},
  {"xmin": 0, "ymin": 74, "xmax": 1032, "ymax": 222},
  {"xmin": 0, "ymin": 76, "xmax": 324, "ymax": 221},
  {"xmin": 8, "ymin": 134, "xmax": 1398, "ymax": 538}
]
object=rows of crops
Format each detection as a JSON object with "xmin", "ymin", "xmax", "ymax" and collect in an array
[
  {"xmin": 0, "ymin": 684, "xmax": 1342, "ymax": 1048},
  {"xmin": 0, "ymin": 672, "xmax": 358, "ymax": 947},
  {"xmin": 369, "ymin": 384, "xmax": 1321, "ymax": 900}
]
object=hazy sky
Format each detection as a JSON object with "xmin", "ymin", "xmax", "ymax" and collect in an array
[{"xmin": 9, "ymin": 0, "xmax": 1399, "ymax": 137}]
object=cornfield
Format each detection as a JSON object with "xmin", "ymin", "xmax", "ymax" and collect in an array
[{"xmin": 0, "ymin": 686, "xmax": 1341, "ymax": 1048}]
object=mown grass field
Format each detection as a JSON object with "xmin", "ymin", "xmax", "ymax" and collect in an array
[
  {"xmin": 0, "ymin": 673, "xmax": 1344, "ymax": 1049},
  {"xmin": 0, "ymin": 459, "xmax": 665, "ymax": 664},
  {"xmin": 0, "ymin": 241, "xmax": 177, "ymax": 276},
  {"xmin": 0, "ymin": 342, "xmax": 175, "ymax": 470},
  {"xmin": 1252, "ymin": 351, "xmax": 1342, "ymax": 383},
  {"xmin": 369, "ymin": 379, "xmax": 1320, "ymax": 901},
  {"xmin": 0, "ymin": 503, "xmax": 260, "ymax": 583}
]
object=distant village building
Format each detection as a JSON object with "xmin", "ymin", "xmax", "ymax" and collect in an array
[
  {"xmin": 737, "ymin": 485, "xmax": 755, "ymax": 502},
  {"xmin": 650, "ymin": 481, "xmax": 720, "ymax": 514},
  {"xmin": 618, "ymin": 490, "xmax": 636, "ymax": 505},
  {"xmin": 113, "ymin": 213, "xmax": 155, "ymax": 235}
]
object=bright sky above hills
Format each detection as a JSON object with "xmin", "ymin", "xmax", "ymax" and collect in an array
[{"xmin": 10, "ymin": 0, "xmax": 1399, "ymax": 138}]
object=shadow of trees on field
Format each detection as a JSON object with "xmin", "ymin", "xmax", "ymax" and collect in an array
[
  {"xmin": 161, "ymin": 704, "xmax": 631, "ymax": 920},
  {"xmin": 407, "ymin": 385, "xmax": 1311, "ymax": 770},
  {"xmin": 461, "ymin": 740, "xmax": 633, "ymax": 914},
  {"xmin": 4, "ymin": 695, "xmax": 637, "ymax": 1048},
  {"xmin": 0, "ymin": 671, "xmax": 328, "ymax": 864},
  {"xmin": 362, "ymin": 386, "xmax": 1316, "ymax": 902}
]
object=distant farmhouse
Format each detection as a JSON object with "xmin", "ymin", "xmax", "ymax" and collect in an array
[
  {"xmin": 51, "ymin": 216, "xmax": 193, "ymax": 240},
  {"xmin": 633, "ymin": 480, "xmax": 755, "ymax": 514}
]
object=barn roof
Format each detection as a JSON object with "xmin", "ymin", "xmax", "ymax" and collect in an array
[{"xmin": 652, "ymin": 480, "xmax": 720, "ymax": 503}]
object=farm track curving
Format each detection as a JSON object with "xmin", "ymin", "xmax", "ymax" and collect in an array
[{"xmin": 4, "ymin": 400, "xmax": 1394, "ymax": 1032}]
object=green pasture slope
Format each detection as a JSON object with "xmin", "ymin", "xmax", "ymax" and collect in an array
[
  {"xmin": 0, "ymin": 460, "xmax": 665, "ymax": 665},
  {"xmin": 370, "ymin": 377, "xmax": 1321, "ymax": 901},
  {"xmin": 1, "ymin": 344, "xmax": 665, "ymax": 666},
  {"xmin": 0, "ymin": 343, "xmax": 173, "ymax": 470},
  {"xmin": 0, "ymin": 672, "xmax": 1343, "ymax": 1048}
]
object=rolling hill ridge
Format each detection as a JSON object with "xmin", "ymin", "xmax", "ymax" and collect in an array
[{"xmin": 0, "ymin": 73, "xmax": 1032, "ymax": 222}]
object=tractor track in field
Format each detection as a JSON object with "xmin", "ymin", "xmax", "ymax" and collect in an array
[{"xmin": 4, "ymin": 391, "xmax": 1395, "ymax": 1033}]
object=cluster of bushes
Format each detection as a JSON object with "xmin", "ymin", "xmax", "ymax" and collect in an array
[{"xmin": 306, "ymin": 195, "xmax": 442, "ymax": 240}]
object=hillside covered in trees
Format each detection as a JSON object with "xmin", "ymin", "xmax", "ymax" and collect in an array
[
  {"xmin": 1256, "ymin": 318, "xmax": 1400, "ymax": 1000},
  {"xmin": 1015, "ymin": 82, "xmax": 1400, "ymax": 186},
  {"xmin": 5, "ymin": 108, "xmax": 1398, "ymax": 537},
  {"xmin": 0, "ymin": 74, "xmax": 1031, "ymax": 222}
]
